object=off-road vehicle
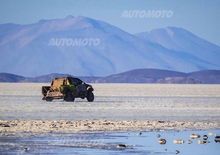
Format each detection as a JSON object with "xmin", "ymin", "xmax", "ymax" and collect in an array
[{"xmin": 42, "ymin": 77, "xmax": 94, "ymax": 102}]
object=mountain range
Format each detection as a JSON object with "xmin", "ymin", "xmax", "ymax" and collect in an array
[
  {"xmin": 1, "ymin": 69, "xmax": 220, "ymax": 84},
  {"xmin": 0, "ymin": 16, "xmax": 220, "ymax": 77}
]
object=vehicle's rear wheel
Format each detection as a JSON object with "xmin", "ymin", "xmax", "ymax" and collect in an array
[
  {"xmin": 64, "ymin": 92, "xmax": 75, "ymax": 102},
  {"xmin": 45, "ymin": 97, "xmax": 53, "ymax": 102},
  {"xmin": 86, "ymin": 91, "xmax": 94, "ymax": 102}
]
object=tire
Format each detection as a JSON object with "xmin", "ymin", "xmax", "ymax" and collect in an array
[
  {"xmin": 86, "ymin": 91, "xmax": 94, "ymax": 102},
  {"xmin": 64, "ymin": 92, "xmax": 75, "ymax": 102},
  {"xmin": 45, "ymin": 97, "xmax": 53, "ymax": 102},
  {"xmin": 42, "ymin": 86, "xmax": 51, "ymax": 97}
]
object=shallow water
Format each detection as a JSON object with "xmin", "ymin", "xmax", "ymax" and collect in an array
[{"xmin": 0, "ymin": 130, "xmax": 219, "ymax": 155}]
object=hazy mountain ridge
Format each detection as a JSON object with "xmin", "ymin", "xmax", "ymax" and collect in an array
[
  {"xmin": 136, "ymin": 27, "xmax": 220, "ymax": 68},
  {"xmin": 1, "ymin": 69, "xmax": 220, "ymax": 84},
  {"xmin": 0, "ymin": 16, "xmax": 220, "ymax": 76}
]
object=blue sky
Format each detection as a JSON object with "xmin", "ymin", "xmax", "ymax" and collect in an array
[{"xmin": 0, "ymin": 0, "xmax": 220, "ymax": 45}]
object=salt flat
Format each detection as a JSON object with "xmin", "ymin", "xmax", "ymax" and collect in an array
[{"xmin": 0, "ymin": 83, "xmax": 220, "ymax": 122}]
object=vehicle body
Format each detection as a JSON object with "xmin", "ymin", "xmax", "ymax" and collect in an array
[{"xmin": 42, "ymin": 77, "xmax": 94, "ymax": 102}]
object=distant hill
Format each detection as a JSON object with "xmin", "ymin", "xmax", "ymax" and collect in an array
[
  {"xmin": 0, "ymin": 73, "xmax": 100, "ymax": 83},
  {"xmin": 189, "ymin": 70, "xmax": 220, "ymax": 84},
  {"xmin": 1, "ymin": 69, "xmax": 220, "ymax": 84},
  {"xmin": 95, "ymin": 69, "xmax": 187, "ymax": 83},
  {"xmin": 24, "ymin": 73, "xmax": 73, "ymax": 82},
  {"xmin": 0, "ymin": 73, "xmax": 25, "ymax": 82}
]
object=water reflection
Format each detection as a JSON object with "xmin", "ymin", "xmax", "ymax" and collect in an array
[{"xmin": 0, "ymin": 130, "xmax": 219, "ymax": 154}]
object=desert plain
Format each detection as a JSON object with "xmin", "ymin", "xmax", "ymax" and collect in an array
[{"xmin": 0, "ymin": 83, "xmax": 220, "ymax": 135}]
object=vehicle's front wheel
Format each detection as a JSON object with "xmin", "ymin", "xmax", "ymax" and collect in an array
[
  {"xmin": 64, "ymin": 92, "xmax": 75, "ymax": 102},
  {"xmin": 86, "ymin": 91, "xmax": 94, "ymax": 102}
]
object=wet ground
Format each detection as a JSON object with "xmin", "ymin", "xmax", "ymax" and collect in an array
[{"xmin": 0, "ymin": 130, "xmax": 219, "ymax": 155}]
